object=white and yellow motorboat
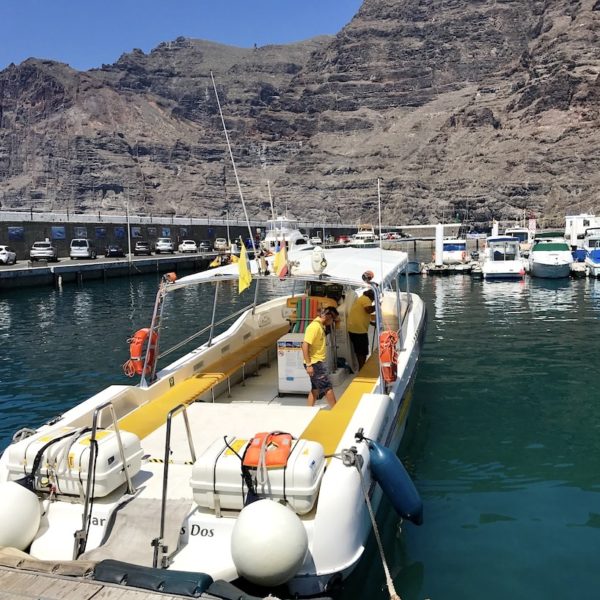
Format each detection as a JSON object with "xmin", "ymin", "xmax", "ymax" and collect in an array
[{"xmin": 0, "ymin": 245, "xmax": 426, "ymax": 598}]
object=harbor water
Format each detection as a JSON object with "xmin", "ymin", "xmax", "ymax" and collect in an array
[{"xmin": 1, "ymin": 266, "xmax": 599, "ymax": 599}]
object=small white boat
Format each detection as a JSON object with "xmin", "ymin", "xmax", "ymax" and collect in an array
[
  {"xmin": 261, "ymin": 215, "xmax": 308, "ymax": 251},
  {"xmin": 583, "ymin": 231, "xmax": 600, "ymax": 278},
  {"xmin": 349, "ymin": 224, "xmax": 378, "ymax": 248},
  {"xmin": 0, "ymin": 246, "xmax": 426, "ymax": 598},
  {"xmin": 405, "ymin": 260, "xmax": 422, "ymax": 275},
  {"xmin": 481, "ymin": 236, "xmax": 525, "ymax": 280},
  {"xmin": 441, "ymin": 238, "xmax": 468, "ymax": 265},
  {"xmin": 529, "ymin": 234, "xmax": 573, "ymax": 278},
  {"xmin": 504, "ymin": 226, "xmax": 534, "ymax": 256}
]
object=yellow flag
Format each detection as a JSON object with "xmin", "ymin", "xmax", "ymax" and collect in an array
[
  {"xmin": 238, "ymin": 243, "xmax": 252, "ymax": 293},
  {"xmin": 273, "ymin": 244, "xmax": 288, "ymax": 279}
]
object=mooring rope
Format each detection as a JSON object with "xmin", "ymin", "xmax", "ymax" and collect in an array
[{"xmin": 354, "ymin": 461, "xmax": 401, "ymax": 600}]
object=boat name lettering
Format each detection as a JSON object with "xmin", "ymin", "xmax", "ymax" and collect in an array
[
  {"xmin": 91, "ymin": 517, "xmax": 106, "ymax": 527},
  {"xmin": 180, "ymin": 525, "xmax": 215, "ymax": 537}
]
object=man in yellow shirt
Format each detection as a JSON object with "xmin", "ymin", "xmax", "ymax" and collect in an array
[
  {"xmin": 347, "ymin": 289, "xmax": 375, "ymax": 370},
  {"xmin": 302, "ymin": 306, "xmax": 339, "ymax": 408}
]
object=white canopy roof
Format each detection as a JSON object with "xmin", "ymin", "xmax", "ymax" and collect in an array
[{"xmin": 172, "ymin": 247, "xmax": 408, "ymax": 290}]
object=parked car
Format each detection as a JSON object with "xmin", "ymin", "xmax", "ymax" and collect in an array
[
  {"xmin": 178, "ymin": 240, "xmax": 198, "ymax": 253},
  {"xmin": 0, "ymin": 245, "xmax": 16, "ymax": 265},
  {"xmin": 198, "ymin": 240, "xmax": 213, "ymax": 252},
  {"xmin": 30, "ymin": 241, "xmax": 58, "ymax": 262},
  {"xmin": 155, "ymin": 237, "xmax": 174, "ymax": 254},
  {"xmin": 69, "ymin": 238, "xmax": 97, "ymax": 260},
  {"xmin": 309, "ymin": 236, "xmax": 322, "ymax": 245},
  {"xmin": 133, "ymin": 241, "xmax": 152, "ymax": 256},
  {"xmin": 214, "ymin": 238, "xmax": 229, "ymax": 251},
  {"xmin": 104, "ymin": 244, "xmax": 125, "ymax": 258}
]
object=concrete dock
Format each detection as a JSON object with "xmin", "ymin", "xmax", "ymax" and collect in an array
[{"xmin": 0, "ymin": 254, "xmax": 214, "ymax": 290}]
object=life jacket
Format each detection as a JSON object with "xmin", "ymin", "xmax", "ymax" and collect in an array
[
  {"xmin": 379, "ymin": 330, "xmax": 399, "ymax": 383},
  {"xmin": 242, "ymin": 432, "xmax": 293, "ymax": 468}
]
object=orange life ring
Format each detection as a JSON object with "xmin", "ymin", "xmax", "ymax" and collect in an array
[
  {"xmin": 123, "ymin": 328, "xmax": 158, "ymax": 377},
  {"xmin": 242, "ymin": 432, "xmax": 293, "ymax": 468},
  {"xmin": 379, "ymin": 330, "xmax": 399, "ymax": 383}
]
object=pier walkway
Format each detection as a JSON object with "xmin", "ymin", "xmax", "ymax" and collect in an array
[
  {"xmin": 0, "ymin": 253, "xmax": 213, "ymax": 290},
  {"xmin": 0, "ymin": 565, "xmax": 179, "ymax": 600}
]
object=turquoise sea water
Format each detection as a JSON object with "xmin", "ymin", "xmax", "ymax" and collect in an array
[{"xmin": 1, "ymin": 269, "xmax": 599, "ymax": 599}]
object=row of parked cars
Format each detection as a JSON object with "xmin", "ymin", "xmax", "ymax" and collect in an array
[
  {"xmin": 0, "ymin": 237, "xmax": 230, "ymax": 266},
  {"xmin": 133, "ymin": 238, "xmax": 227, "ymax": 255}
]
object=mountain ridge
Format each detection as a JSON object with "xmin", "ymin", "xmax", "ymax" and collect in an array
[{"xmin": 1, "ymin": 0, "xmax": 599, "ymax": 226}]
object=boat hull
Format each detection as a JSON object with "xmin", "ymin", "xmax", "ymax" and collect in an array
[
  {"xmin": 482, "ymin": 260, "xmax": 525, "ymax": 280},
  {"xmin": 585, "ymin": 258, "xmax": 600, "ymax": 278},
  {"xmin": 529, "ymin": 260, "xmax": 571, "ymax": 278},
  {"xmin": 287, "ymin": 301, "xmax": 427, "ymax": 597},
  {"xmin": 483, "ymin": 272, "xmax": 524, "ymax": 280}
]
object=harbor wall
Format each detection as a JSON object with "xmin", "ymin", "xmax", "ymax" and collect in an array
[
  {"xmin": 0, "ymin": 210, "xmax": 461, "ymax": 260},
  {"xmin": 0, "ymin": 219, "xmax": 253, "ymax": 259}
]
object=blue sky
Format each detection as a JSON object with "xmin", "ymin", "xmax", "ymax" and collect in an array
[{"xmin": 0, "ymin": 1, "xmax": 363, "ymax": 71}]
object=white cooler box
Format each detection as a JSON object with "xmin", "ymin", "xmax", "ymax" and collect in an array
[
  {"xmin": 191, "ymin": 436, "xmax": 325, "ymax": 515},
  {"xmin": 7, "ymin": 426, "xmax": 143, "ymax": 498}
]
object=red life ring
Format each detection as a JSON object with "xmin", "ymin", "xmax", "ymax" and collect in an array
[
  {"xmin": 242, "ymin": 432, "xmax": 293, "ymax": 468},
  {"xmin": 379, "ymin": 330, "xmax": 399, "ymax": 383},
  {"xmin": 123, "ymin": 328, "xmax": 158, "ymax": 377}
]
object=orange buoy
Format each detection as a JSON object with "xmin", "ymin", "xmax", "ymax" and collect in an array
[
  {"xmin": 242, "ymin": 432, "xmax": 293, "ymax": 468},
  {"xmin": 123, "ymin": 328, "xmax": 158, "ymax": 377},
  {"xmin": 379, "ymin": 330, "xmax": 399, "ymax": 383}
]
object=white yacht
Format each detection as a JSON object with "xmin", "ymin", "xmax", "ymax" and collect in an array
[
  {"xmin": 441, "ymin": 238, "xmax": 468, "ymax": 265},
  {"xmin": 349, "ymin": 224, "xmax": 378, "ymax": 248},
  {"xmin": 481, "ymin": 236, "xmax": 525, "ymax": 280},
  {"xmin": 504, "ymin": 226, "xmax": 534, "ymax": 256},
  {"xmin": 261, "ymin": 215, "xmax": 308, "ymax": 251},
  {"xmin": 529, "ymin": 234, "xmax": 573, "ymax": 278},
  {"xmin": 0, "ymin": 246, "xmax": 426, "ymax": 599}
]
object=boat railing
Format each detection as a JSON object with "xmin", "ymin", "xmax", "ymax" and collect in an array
[
  {"xmin": 152, "ymin": 404, "xmax": 196, "ymax": 569},
  {"xmin": 73, "ymin": 400, "xmax": 136, "ymax": 559},
  {"xmin": 157, "ymin": 302, "xmax": 255, "ymax": 362},
  {"xmin": 396, "ymin": 269, "xmax": 413, "ymax": 351}
]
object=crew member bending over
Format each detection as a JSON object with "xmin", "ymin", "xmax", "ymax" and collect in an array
[
  {"xmin": 302, "ymin": 306, "xmax": 339, "ymax": 408},
  {"xmin": 347, "ymin": 289, "xmax": 375, "ymax": 370}
]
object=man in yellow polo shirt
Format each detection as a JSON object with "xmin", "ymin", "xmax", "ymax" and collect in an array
[
  {"xmin": 347, "ymin": 289, "xmax": 375, "ymax": 370},
  {"xmin": 302, "ymin": 306, "xmax": 339, "ymax": 408}
]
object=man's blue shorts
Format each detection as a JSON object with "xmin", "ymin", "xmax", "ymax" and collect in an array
[{"xmin": 305, "ymin": 361, "xmax": 332, "ymax": 398}]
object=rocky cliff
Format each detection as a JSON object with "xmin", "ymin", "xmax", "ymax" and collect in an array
[{"xmin": 1, "ymin": 0, "xmax": 600, "ymax": 226}]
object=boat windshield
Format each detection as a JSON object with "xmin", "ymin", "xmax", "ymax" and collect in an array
[
  {"xmin": 506, "ymin": 230, "xmax": 529, "ymax": 242},
  {"xmin": 267, "ymin": 218, "xmax": 298, "ymax": 232},
  {"xmin": 443, "ymin": 243, "xmax": 466, "ymax": 251},
  {"xmin": 490, "ymin": 242, "xmax": 518, "ymax": 261}
]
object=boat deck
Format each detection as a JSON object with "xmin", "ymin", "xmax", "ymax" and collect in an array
[{"xmin": 140, "ymin": 354, "xmax": 358, "ymax": 467}]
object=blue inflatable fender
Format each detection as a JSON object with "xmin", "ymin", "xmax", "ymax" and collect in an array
[{"xmin": 367, "ymin": 439, "xmax": 423, "ymax": 525}]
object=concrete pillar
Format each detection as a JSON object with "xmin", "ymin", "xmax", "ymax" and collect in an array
[{"xmin": 435, "ymin": 223, "xmax": 444, "ymax": 267}]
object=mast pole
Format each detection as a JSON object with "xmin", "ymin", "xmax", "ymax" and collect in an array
[{"xmin": 210, "ymin": 72, "xmax": 256, "ymax": 257}]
